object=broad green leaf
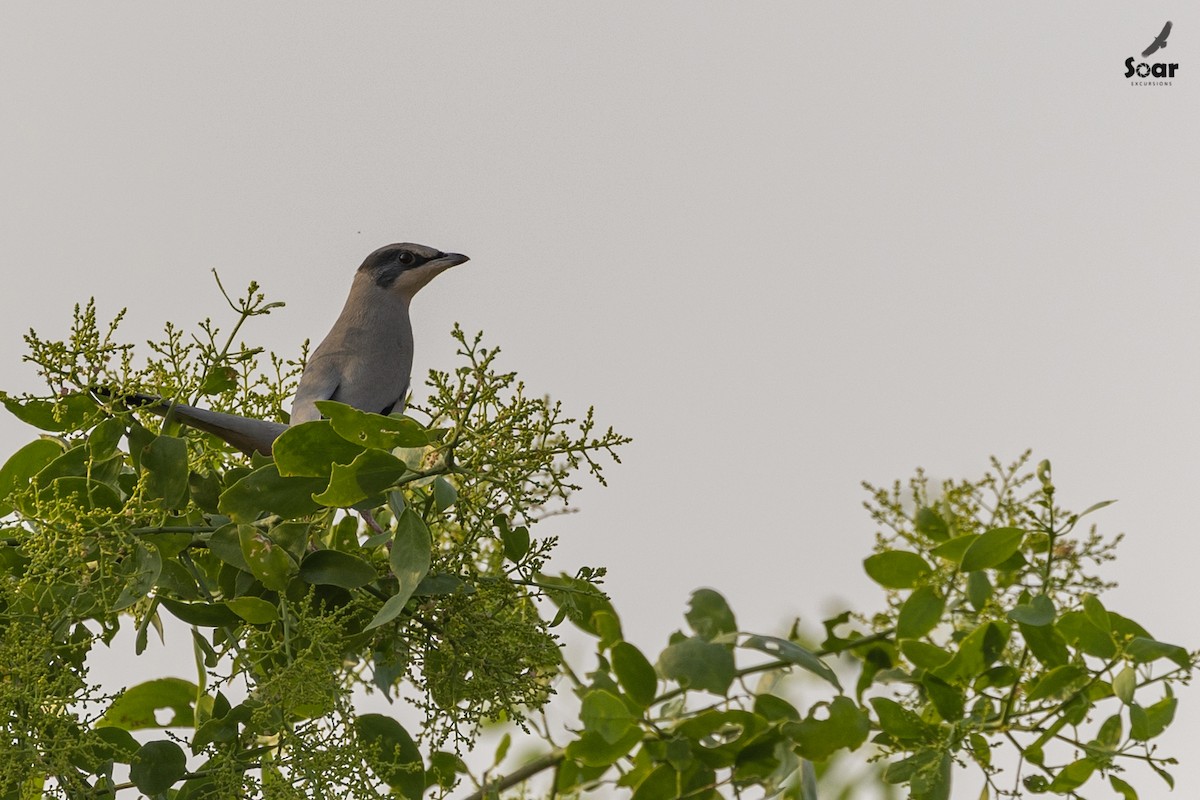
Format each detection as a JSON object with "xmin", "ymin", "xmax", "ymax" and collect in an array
[
  {"xmin": 198, "ymin": 365, "xmax": 238, "ymax": 395},
  {"xmin": 901, "ymin": 639, "xmax": 953, "ymax": 670},
  {"xmin": 273, "ymin": 420, "xmax": 364, "ymax": 477},
  {"xmin": 1113, "ymin": 666, "xmax": 1137, "ymax": 705},
  {"xmin": 1057, "ymin": 611, "xmax": 1116, "ymax": 659},
  {"xmin": 565, "ymin": 726, "xmax": 643, "ymax": 767},
  {"xmin": 159, "ymin": 597, "xmax": 242, "ymax": 627},
  {"xmin": 1082, "ymin": 593, "xmax": 1110, "ymax": 632},
  {"xmin": 960, "ymin": 527, "xmax": 1024, "ymax": 571},
  {"xmin": 783, "ymin": 696, "xmax": 870, "ymax": 760},
  {"xmin": 501, "ymin": 523, "xmax": 530, "ymax": 563},
  {"xmin": 933, "ymin": 621, "xmax": 1010, "ymax": 682},
  {"xmin": 316, "ymin": 400, "xmax": 434, "ymax": 449},
  {"xmin": 921, "ymin": 673, "xmax": 964, "ymax": 721},
  {"xmin": 219, "ymin": 464, "xmax": 324, "ymax": 522},
  {"xmin": 432, "ymin": 476, "xmax": 457, "ymax": 510},
  {"xmin": 130, "ymin": 740, "xmax": 188, "ymax": 794},
  {"xmin": 300, "ymin": 549, "xmax": 378, "ymax": 589},
  {"xmin": 312, "ymin": 448, "xmax": 407, "ymax": 507},
  {"xmin": 1025, "ymin": 664, "xmax": 1087, "ymax": 701},
  {"xmin": 1095, "ymin": 713, "xmax": 1123, "ymax": 749},
  {"xmin": 99, "ymin": 678, "xmax": 197, "ymax": 730},
  {"xmin": 365, "ymin": 510, "xmax": 431, "ymax": 630},
  {"xmin": 914, "ymin": 506, "xmax": 950, "ymax": 542},
  {"xmin": 355, "ymin": 714, "xmax": 425, "ymax": 798},
  {"xmin": 930, "ymin": 534, "xmax": 978, "ymax": 564},
  {"xmin": 207, "ymin": 523, "xmax": 251, "ymax": 571},
  {"xmin": 1008, "ymin": 594, "xmax": 1056, "ymax": 626},
  {"xmin": 225, "ymin": 596, "xmax": 279, "ymax": 624},
  {"xmin": 238, "ymin": 525, "xmax": 298, "ymax": 592},
  {"xmin": 863, "ymin": 551, "xmax": 933, "ymax": 589},
  {"xmin": 612, "ymin": 641, "xmax": 658, "ymax": 708},
  {"xmin": 896, "ymin": 586, "xmax": 944, "ymax": 640},
  {"xmin": 870, "ymin": 697, "xmax": 932, "ymax": 742},
  {"xmin": 675, "ymin": 709, "xmax": 767, "ymax": 768},
  {"xmin": 657, "ymin": 637, "xmax": 735, "ymax": 695},
  {"xmin": 1, "ymin": 392, "xmax": 99, "ymax": 432},
  {"xmin": 740, "ymin": 635, "xmax": 841, "ymax": 690},
  {"xmin": 1110, "ymin": 775, "xmax": 1138, "ymax": 799},
  {"xmin": 630, "ymin": 764, "xmax": 678, "ymax": 800},
  {"xmin": 1126, "ymin": 636, "xmax": 1191, "ymax": 668},
  {"xmin": 685, "ymin": 588, "xmax": 737, "ymax": 640},
  {"xmin": 1020, "ymin": 621, "xmax": 1070, "ymax": 668},
  {"xmin": 113, "ymin": 543, "xmax": 163, "ymax": 611},
  {"xmin": 540, "ymin": 573, "xmax": 620, "ymax": 638},
  {"xmin": 141, "ymin": 434, "xmax": 189, "ymax": 509},
  {"xmin": 966, "ymin": 570, "xmax": 992, "ymax": 610},
  {"xmin": 0, "ymin": 438, "xmax": 64, "ymax": 516},
  {"xmin": 1130, "ymin": 695, "xmax": 1176, "ymax": 741},
  {"xmin": 580, "ymin": 689, "xmax": 637, "ymax": 744},
  {"xmin": 1047, "ymin": 757, "xmax": 1096, "ymax": 793},
  {"xmin": 88, "ymin": 417, "xmax": 126, "ymax": 461},
  {"xmin": 92, "ymin": 726, "xmax": 141, "ymax": 762}
]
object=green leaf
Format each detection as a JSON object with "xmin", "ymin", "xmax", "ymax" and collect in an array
[
  {"xmin": 92, "ymin": 726, "xmax": 141, "ymax": 763},
  {"xmin": 901, "ymin": 639, "xmax": 953, "ymax": 670},
  {"xmin": 863, "ymin": 551, "xmax": 933, "ymax": 589},
  {"xmin": 273, "ymin": 420, "xmax": 365, "ymax": 477},
  {"xmin": 1082, "ymin": 593, "xmax": 1110, "ymax": 632},
  {"xmin": 1020, "ymin": 621, "xmax": 1070, "ymax": 668},
  {"xmin": 219, "ymin": 464, "xmax": 325, "ymax": 522},
  {"xmin": 783, "ymin": 696, "xmax": 870, "ymax": 760},
  {"xmin": 580, "ymin": 689, "xmax": 637, "ymax": 744},
  {"xmin": 300, "ymin": 549, "xmax": 378, "ymax": 589},
  {"xmin": 930, "ymin": 534, "xmax": 978, "ymax": 564},
  {"xmin": 1056, "ymin": 611, "xmax": 1116, "ymax": 659},
  {"xmin": 932, "ymin": 621, "xmax": 1010, "ymax": 682},
  {"xmin": 612, "ymin": 641, "xmax": 658, "ymax": 708},
  {"xmin": 88, "ymin": 417, "xmax": 126, "ymax": 461},
  {"xmin": 896, "ymin": 586, "xmax": 945, "ymax": 640},
  {"xmin": 141, "ymin": 434, "xmax": 190, "ymax": 509},
  {"xmin": 1130, "ymin": 695, "xmax": 1176, "ymax": 741},
  {"xmin": 501, "ymin": 524, "xmax": 530, "ymax": 563},
  {"xmin": 1126, "ymin": 636, "xmax": 1191, "ymax": 668},
  {"xmin": 0, "ymin": 438, "xmax": 64, "ymax": 516},
  {"xmin": 432, "ymin": 476, "xmax": 457, "ymax": 511},
  {"xmin": 1047, "ymin": 757, "xmax": 1096, "ymax": 793},
  {"xmin": 238, "ymin": 525, "xmax": 298, "ymax": 592},
  {"xmin": 37, "ymin": 475, "xmax": 123, "ymax": 513},
  {"xmin": 565, "ymin": 726, "xmax": 643, "ymax": 767},
  {"xmin": 922, "ymin": 673, "xmax": 964, "ymax": 721},
  {"xmin": 915, "ymin": 506, "xmax": 950, "ymax": 542},
  {"xmin": 1113, "ymin": 666, "xmax": 1137, "ymax": 705},
  {"xmin": 365, "ymin": 510, "xmax": 431, "ymax": 630},
  {"xmin": 966, "ymin": 571, "xmax": 992, "ymax": 610},
  {"xmin": 316, "ymin": 400, "xmax": 434, "ymax": 449},
  {"xmin": 225, "ymin": 596, "xmax": 279, "ymax": 624},
  {"xmin": 960, "ymin": 527, "xmax": 1024, "ymax": 571},
  {"xmin": 1008, "ymin": 594, "xmax": 1056, "ymax": 626},
  {"xmin": 685, "ymin": 588, "xmax": 737, "ymax": 640},
  {"xmin": 207, "ymin": 523, "xmax": 251, "ymax": 572},
  {"xmin": 657, "ymin": 637, "xmax": 736, "ymax": 695},
  {"xmin": 1, "ymin": 392, "xmax": 99, "ymax": 432},
  {"xmin": 312, "ymin": 449, "xmax": 407, "ymax": 507},
  {"xmin": 160, "ymin": 597, "xmax": 242, "ymax": 627},
  {"xmin": 130, "ymin": 739, "xmax": 188, "ymax": 794},
  {"xmin": 740, "ymin": 635, "xmax": 841, "ymax": 690},
  {"xmin": 675, "ymin": 709, "xmax": 767, "ymax": 768},
  {"xmin": 113, "ymin": 543, "xmax": 163, "ymax": 611},
  {"xmin": 198, "ymin": 365, "xmax": 238, "ymax": 395},
  {"xmin": 1025, "ymin": 664, "xmax": 1087, "ymax": 702},
  {"xmin": 1110, "ymin": 774, "xmax": 1138, "ymax": 800},
  {"xmin": 355, "ymin": 714, "xmax": 425, "ymax": 798},
  {"xmin": 870, "ymin": 697, "xmax": 932, "ymax": 742},
  {"xmin": 99, "ymin": 678, "xmax": 197, "ymax": 730}
]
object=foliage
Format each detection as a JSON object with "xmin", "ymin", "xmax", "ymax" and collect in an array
[{"xmin": 0, "ymin": 282, "xmax": 1194, "ymax": 799}]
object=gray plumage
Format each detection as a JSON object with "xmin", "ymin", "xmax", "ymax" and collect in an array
[{"xmin": 110, "ymin": 242, "xmax": 467, "ymax": 456}]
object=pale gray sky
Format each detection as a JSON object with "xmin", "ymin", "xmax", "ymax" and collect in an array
[{"xmin": 2, "ymin": 3, "xmax": 1197, "ymax": 796}]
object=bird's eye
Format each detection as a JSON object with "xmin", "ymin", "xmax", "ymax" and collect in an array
[{"xmin": 397, "ymin": 251, "xmax": 416, "ymax": 266}]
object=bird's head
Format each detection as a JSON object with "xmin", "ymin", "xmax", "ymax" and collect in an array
[{"xmin": 358, "ymin": 243, "xmax": 469, "ymax": 299}]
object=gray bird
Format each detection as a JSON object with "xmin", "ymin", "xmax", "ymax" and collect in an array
[
  {"xmin": 1142, "ymin": 21, "xmax": 1172, "ymax": 58},
  {"xmin": 109, "ymin": 243, "xmax": 468, "ymax": 456}
]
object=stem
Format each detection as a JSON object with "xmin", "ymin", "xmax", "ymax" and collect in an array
[{"xmin": 458, "ymin": 752, "xmax": 565, "ymax": 800}]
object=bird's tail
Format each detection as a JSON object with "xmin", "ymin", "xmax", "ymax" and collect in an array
[{"xmin": 91, "ymin": 387, "xmax": 287, "ymax": 456}]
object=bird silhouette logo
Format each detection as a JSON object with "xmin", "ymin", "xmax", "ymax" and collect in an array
[{"xmin": 1142, "ymin": 21, "xmax": 1172, "ymax": 58}]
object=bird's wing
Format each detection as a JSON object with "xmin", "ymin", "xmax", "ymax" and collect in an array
[
  {"xmin": 1160, "ymin": 21, "xmax": 1172, "ymax": 40},
  {"xmin": 290, "ymin": 351, "xmax": 342, "ymax": 424},
  {"xmin": 1142, "ymin": 22, "xmax": 1172, "ymax": 57}
]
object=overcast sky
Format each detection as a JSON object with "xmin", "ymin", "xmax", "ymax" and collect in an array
[{"xmin": 2, "ymin": 3, "xmax": 1197, "ymax": 796}]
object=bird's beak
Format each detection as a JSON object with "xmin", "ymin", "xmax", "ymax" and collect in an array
[{"xmin": 433, "ymin": 252, "xmax": 469, "ymax": 269}]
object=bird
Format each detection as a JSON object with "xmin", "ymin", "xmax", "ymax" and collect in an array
[
  {"xmin": 1141, "ymin": 21, "xmax": 1172, "ymax": 58},
  {"xmin": 103, "ymin": 243, "xmax": 468, "ymax": 456}
]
